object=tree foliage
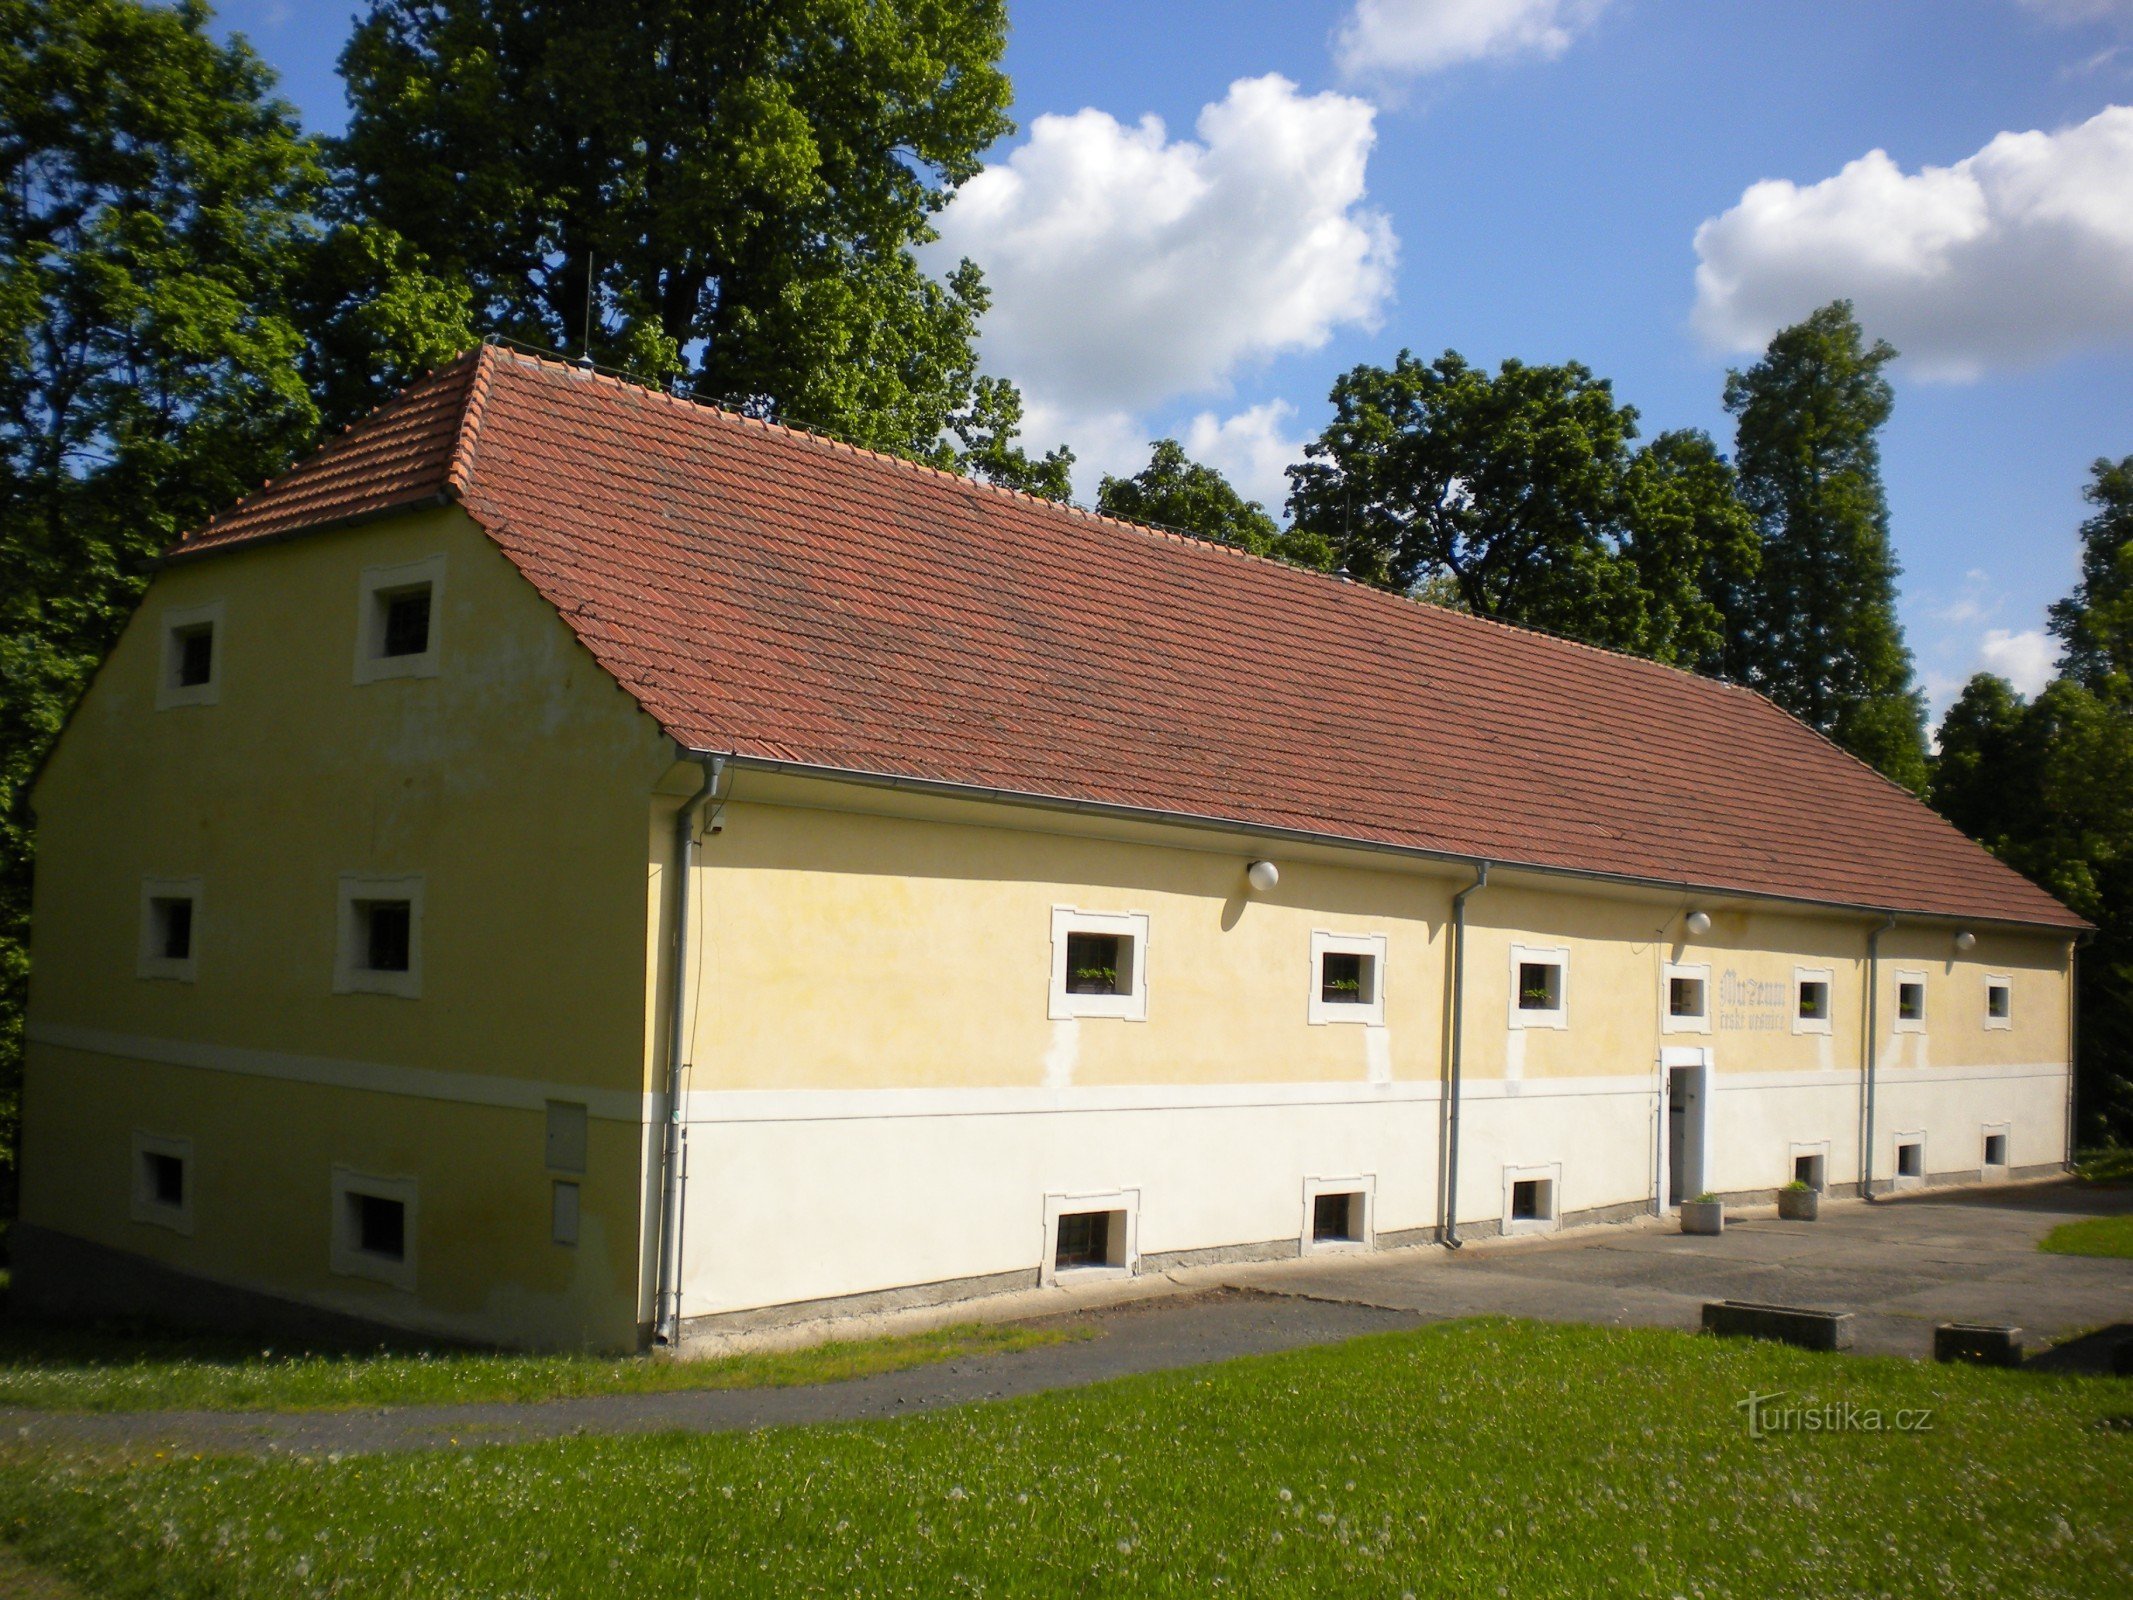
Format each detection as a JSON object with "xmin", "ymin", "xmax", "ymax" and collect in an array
[
  {"xmin": 1282, "ymin": 351, "xmax": 1758, "ymax": 671},
  {"xmin": 1097, "ymin": 439, "xmax": 1331, "ymax": 565},
  {"xmin": 0, "ymin": 0, "xmax": 471, "ymax": 1190},
  {"xmin": 1724, "ymin": 301, "xmax": 1927, "ymax": 792},
  {"xmin": 336, "ymin": 0, "xmax": 1067, "ymax": 490},
  {"xmin": 2047, "ymin": 454, "xmax": 2133, "ymax": 691}
]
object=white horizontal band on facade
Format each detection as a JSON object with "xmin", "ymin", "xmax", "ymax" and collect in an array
[{"xmin": 27, "ymin": 1022, "xmax": 644, "ymax": 1123}]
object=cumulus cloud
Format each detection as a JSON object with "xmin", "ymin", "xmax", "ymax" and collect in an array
[
  {"xmin": 1334, "ymin": 0, "xmax": 1611, "ymax": 79},
  {"xmin": 1182, "ymin": 401, "xmax": 1307, "ymax": 513},
  {"xmin": 1978, "ymin": 628, "xmax": 2059, "ymax": 695},
  {"xmin": 1691, "ymin": 105, "xmax": 2133, "ymax": 378},
  {"xmin": 930, "ymin": 75, "xmax": 1395, "ymax": 418}
]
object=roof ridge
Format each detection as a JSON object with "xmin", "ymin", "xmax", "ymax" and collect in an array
[{"xmin": 444, "ymin": 344, "xmax": 499, "ymax": 500}]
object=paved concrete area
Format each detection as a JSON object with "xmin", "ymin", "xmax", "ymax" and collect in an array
[{"xmin": 2, "ymin": 1179, "xmax": 2125, "ymax": 1460}]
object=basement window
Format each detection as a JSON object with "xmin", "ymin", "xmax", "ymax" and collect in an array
[
  {"xmin": 1049, "ymin": 909, "xmax": 1149, "ymax": 1021},
  {"xmin": 1314, "ymin": 1192, "xmax": 1362, "ymax": 1242},
  {"xmin": 1502, "ymin": 1164, "xmax": 1561, "ymax": 1236},
  {"xmin": 1663, "ymin": 962, "xmax": 1710, "ymax": 1035},
  {"xmin": 1792, "ymin": 1152, "xmax": 1827, "ymax": 1192},
  {"xmin": 136, "ymin": 878, "xmax": 202, "ymax": 982},
  {"xmin": 1894, "ymin": 1138, "xmax": 1925, "ymax": 1188},
  {"xmin": 1894, "ymin": 974, "xmax": 1927, "ymax": 1032},
  {"xmin": 354, "ymin": 555, "xmax": 445, "ymax": 682},
  {"xmin": 156, "ymin": 601, "xmax": 224, "ymax": 708},
  {"xmin": 1040, "ymin": 1190, "xmax": 1138, "ymax": 1284},
  {"xmin": 130, "ymin": 1132, "xmax": 193, "ymax": 1233},
  {"xmin": 331, "ymin": 1167, "xmax": 417, "ymax": 1289},
  {"xmin": 1309, "ymin": 932, "xmax": 1388, "ymax": 1025},
  {"xmin": 1792, "ymin": 968, "xmax": 1834, "ymax": 1036},
  {"xmin": 1985, "ymin": 977, "xmax": 2012, "ymax": 1030},
  {"xmin": 1983, "ymin": 1130, "xmax": 2009, "ymax": 1170},
  {"xmin": 1509, "ymin": 946, "xmax": 1568, "ymax": 1029},
  {"xmin": 335, "ymin": 874, "xmax": 424, "ymax": 998}
]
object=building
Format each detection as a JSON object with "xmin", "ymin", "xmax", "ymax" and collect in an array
[{"xmin": 17, "ymin": 346, "xmax": 2083, "ymax": 1351}]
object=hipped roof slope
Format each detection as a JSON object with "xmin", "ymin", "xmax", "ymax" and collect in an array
[{"xmin": 174, "ymin": 345, "xmax": 2082, "ymax": 930}]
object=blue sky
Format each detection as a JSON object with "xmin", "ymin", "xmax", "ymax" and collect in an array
[{"xmin": 214, "ymin": 0, "xmax": 2133, "ymax": 717}]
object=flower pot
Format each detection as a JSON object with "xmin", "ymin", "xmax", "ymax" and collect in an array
[
  {"xmin": 1777, "ymin": 1186, "xmax": 1820, "ymax": 1221},
  {"xmin": 1680, "ymin": 1199, "xmax": 1725, "ymax": 1236}
]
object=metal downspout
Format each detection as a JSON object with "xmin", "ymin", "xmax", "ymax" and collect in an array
[
  {"xmin": 1860, "ymin": 912, "xmax": 1898, "ymax": 1202},
  {"xmin": 653, "ymin": 754, "xmax": 722, "ymax": 1347},
  {"xmin": 2066, "ymin": 934, "xmax": 2089, "ymax": 1171},
  {"xmin": 1444, "ymin": 862, "xmax": 1491, "ymax": 1249}
]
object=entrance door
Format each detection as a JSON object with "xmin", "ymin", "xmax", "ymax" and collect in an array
[{"xmin": 1667, "ymin": 1064, "xmax": 1706, "ymax": 1205}]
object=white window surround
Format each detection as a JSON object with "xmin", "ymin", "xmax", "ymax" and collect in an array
[
  {"xmin": 1501, "ymin": 1162, "xmax": 1562, "ymax": 1236},
  {"xmin": 1891, "ymin": 1131, "xmax": 1927, "ymax": 1190},
  {"xmin": 1301, "ymin": 1174, "xmax": 1375, "ymax": 1254},
  {"xmin": 353, "ymin": 554, "xmax": 445, "ymax": 683},
  {"xmin": 1792, "ymin": 966, "xmax": 1835, "ymax": 1037},
  {"xmin": 1039, "ymin": 1188, "xmax": 1139, "ymax": 1286},
  {"xmin": 1984, "ymin": 974, "xmax": 2013, "ymax": 1031},
  {"xmin": 1788, "ymin": 1138, "xmax": 1831, "ymax": 1193},
  {"xmin": 1892, "ymin": 970, "xmax": 1928, "ymax": 1034},
  {"xmin": 1507, "ymin": 944, "xmax": 1568, "ymax": 1030},
  {"xmin": 1662, "ymin": 960, "xmax": 1711, "ymax": 1035},
  {"xmin": 1981, "ymin": 1121, "xmax": 2012, "ymax": 1174},
  {"xmin": 136, "ymin": 876, "xmax": 203, "ymax": 983},
  {"xmin": 1308, "ymin": 931, "xmax": 1387, "ymax": 1027},
  {"xmin": 155, "ymin": 600, "xmax": 224, "ymax": 709},
  {"xmin": 130, "ymin": 1130, "xmax": 194, "ymax": 1234},
  {"xmin": 552, "ymin": 1179, "xmax": 581, "ymax": 1246},
  {"xmin": 1048, "ymin": 907, "xmax": 1149, "ymax": 1022},
  {"xmin": 330, "ymin": 1165, "xmax": 418, "ymax": 1290},
  {"xmin": 334, "ymin": 872, "xmax": 424, "ymax": 999}
]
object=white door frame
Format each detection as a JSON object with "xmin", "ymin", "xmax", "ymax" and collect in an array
[{"xmin": 1661, "ymin": 1047, "xmax": 1712, "ymax": 1211}]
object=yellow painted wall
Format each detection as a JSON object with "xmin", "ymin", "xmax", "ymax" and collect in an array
[{"xmin": 25, "ymin": 507, "xmax": 673, "ymax": 1348}]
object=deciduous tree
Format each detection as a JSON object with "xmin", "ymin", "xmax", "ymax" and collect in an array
[{"xmin": 1098, "ymin": 439, "xmax": 1332, "ymax": 566}]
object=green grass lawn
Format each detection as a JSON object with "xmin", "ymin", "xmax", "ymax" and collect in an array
[
  {"xmin": 1, "ymin": 1318, "xmax": 2127, "ymax": 1598},
  {"xmin": 0, "ymin": 1317, "xmax": 1075, "ymax": 1412},
  {"xmin": 2039, "ymin": 1213, "xmax": 2133, "ymax": 1259}
]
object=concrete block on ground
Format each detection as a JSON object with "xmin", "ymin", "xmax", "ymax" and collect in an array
[
  {"xmin": 1702, "ymin": 1299, "xmax": 1854, "ymax": 1352},
  {"xmin": 1934, "ymin": 1323, "xmax": 2024, "ymax": 1367}
]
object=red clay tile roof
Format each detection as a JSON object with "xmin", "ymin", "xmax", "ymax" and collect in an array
[{"xmin": 172, "ymin": 345, "xmax": 2083, "ymax": 930}]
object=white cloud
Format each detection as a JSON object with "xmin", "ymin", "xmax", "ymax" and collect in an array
[
  {"xmin": 1692, "ymin": 105, "xmax": 2133, "ymax": 379},
  {"xmin": 1978, "ymin": 628, "xmax": 2058, "ymax": 695},
  {"xmin": 930, "ymin": 75, "xmax": 1395, "ymax": 418},
  {"xmin": 2020, "ymin": 0, "xmax": 2133, "ymax": 22},
  {"xmin": 1334, "ymin": 0, "xmax": 1611, "ymax": 79},
  {"xmin": 1182, "ymin": 401, "xmax": 1307, "ymax": 513}
]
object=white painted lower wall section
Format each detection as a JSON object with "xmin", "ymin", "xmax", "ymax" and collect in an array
[{"xmin": 670, "ymin": 1062, "xmax": 2071, "ymax": 1321}]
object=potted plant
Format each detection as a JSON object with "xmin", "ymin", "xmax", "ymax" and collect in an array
[
  {"xmin": 1067, "ymin": 965, "xmax": 1118, "ymax": 995},
  {"xmin": 1777, "ymin": 1179, "xmax": 1820, "ymax": 1221},
  {"xmin": 1680, "ymin": 1193, "xmax": 1724, "ymax": 1235}
]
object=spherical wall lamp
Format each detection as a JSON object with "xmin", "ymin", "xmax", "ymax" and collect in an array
[
  {"xmin": 1954, "ymin": 930, "xmax": 1977, "ymax": 952},
  {"xmin": 1684, "ymin": 910, "xmax": 1712, "ymax": 938},
  {"xmin": 1246, "ymin": 860, "xmax": 1280, "ymax": 893}
]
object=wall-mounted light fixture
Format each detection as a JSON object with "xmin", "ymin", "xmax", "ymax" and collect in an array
[
  {"xmin": 1953, "ymin": 930, "xmax": 1976, "ymax": 952},
  {"xmin": 1246, "ymin": 860, "xmax": 1280, "ymax": 893},
  {"xmin": 1684, "ymin": 910, "xmax": 1712, "ymax": 937}
]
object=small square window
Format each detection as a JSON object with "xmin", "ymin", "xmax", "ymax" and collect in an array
[
  {"xmin": 1668, "ymin": 976, "xmax": 1704, "ymax": 1018},
  {"xmin": 156, "ymin": 602, "xmax": 223, "ymax": 708},
  {"xmin": 360, "ymin": 900, "xmax": 412, "ymax": 973},
  {"xmin": 1518, "ymin": 962, "xmax": 1561, "ymax": 1012},
  {"xmin": 152, "ymin": 896, "xmax": 194, "ymax": 962},
  {"xmin": 1897, "ymin": 981, "xmax": 1925, "ymax": 1023},
  {"xmin": 130, "ymin": 1131, "xmax": 193, "ymax": 1233},
  {"xmin": 1986, "ymin": 982, "xmax": 2011, "ymax": 1024},
  {"xmin": 1322, "ymin": 951, "xmax": 1367, "ymax": 1005},
  {"xmin": 145, "ymin": 1149, "xmax": 185, "ymax": 1208},
  {"xmin": 1310, "ymin": 932, "xmax": 1388, "ymax": 1025},
  {"xmin": 1511, "ymin": 1179, "xmax": 1543, "ymax": 1220},
  {"xmin": 1793, "ymin": 1153, "xmax": 1826, "ymax": 1191},
  {"xmin": 1798, "ymin": 981, "xmax": 1830, "ymax": 1021},
  {"xmin": 350, "ymin": 1191, "xmax": 406, "ymax": 1260},
  {"xmin": 1313, "ymin": 1191, "xmax": 1362, "ymax": 1242},
  {"xmin": 379, "ymin": 586, "xmax": 433, "ymax": 658},
  {"xmin": 1041, "ymin": 1190, "xmax": 1139, "ymax": 1284},
  {"xmin": 137, "ymin": 878, "xmax": 202, "ymax": 981},
  {"xmin": 1065, "ymin": 931, "xmax": 1124, "ymax": 996},
  {"xmin": 1896, "ymin": 1141, "xmax": 1923, "ymax": 1179},
  {"xmin": 1054, "ymin": 1209, "xmax": 1122, "ymax": 1270},
  {"xmin": 1503, "ymin": 1165, "xmax": 1560, "ymax": 1234},
  {"xmin": 1983, "ymin": 1132, "xmax": 2008, "ymax": 1168}
]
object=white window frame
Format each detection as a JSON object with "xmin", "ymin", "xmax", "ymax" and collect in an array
[
  {"xmin": 1308, "ymin": 931, "xmax": 1388, "ymax": 1026},
  {"xmin": 130, "ymin": 1130, "xmax": 194, "ymax": 1234},
  {"xmin": 1787, "ymin": 1138, "xmax": 1831, "ymax": 1193},
  {"xmin": 155, "ymin": 600, "xmax": 224, "ymax": 710},
  {"xmin": 1891, "ymin": 1131, "xmax": 1927, "ymax": 1190},
  {"xmin": 1501, "ymin": 1161, "xmax": 1562, "ymax": 1236},
  {"xmin": 334, "ymin": 872, "xmax": 424, "ymax": 998},
  {"xmin": 1048, "ymin": 908, "xmax": 1149, "ymax": 1022},
  {"xmin": 1983, "ymin": 974, "xmax": 2013, "ymax": 1031},
  {"xmin": 136, "ymin": 876, "xmax": 203, "ymax": 983},
  {"xmin": 1508, "ymin": 944, "xmax": 1568, "ymax": 1030},
  {"xmin": 1980, "ymin": 1121, "xmax": 2012, "ymax": 1175},
  {"xmin": 330, "ymin": 1165, "xmax": 418, "ymax": 1290},
  {"xmin": 1893, "ymin": 970, "xmax": 1928, "ymax": 1034},
  {"xmin": 1662, "ymin": 960, "xmax": 1711, "ymax": 1036},
  {"xmin": 1301, "ymin": 1174, "xmax": 1375, "ymax": 1254},
  {"xmin": 1039, "ymin": 1188, "xmax": 1139, "ymax": 1286},
  {"xmin": 353, "ymin": 554, "xmax": 446, "ymax": 683},
  {"xmin": 1792, "ymin": 966, "xmax": 1834, "ymax": 1036}
]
